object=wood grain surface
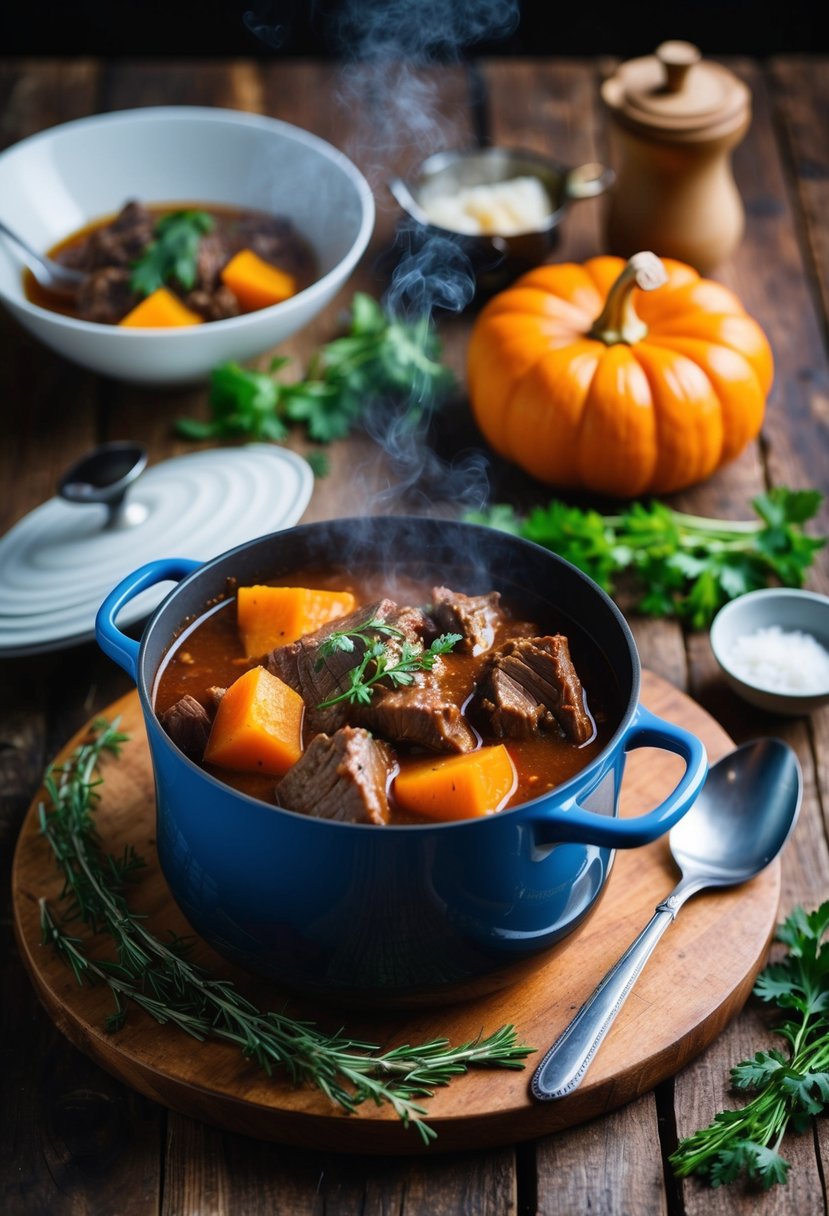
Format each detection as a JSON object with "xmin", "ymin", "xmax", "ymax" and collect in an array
[
  {"xmin": 2, "ymin": 52, "xmax": 829, "ymax": 1216},
  {"xmin": 12, "ymin": 672, "xmax": 778, "ymax": 1155}
]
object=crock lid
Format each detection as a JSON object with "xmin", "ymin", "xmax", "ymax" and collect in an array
[
  {"xmin": 601, "ymin": 41, "xmax": 751, "ymax": 142},
  {"xmin": 0, "ymin": 444, "xmax": 313, "ymax": 657}
]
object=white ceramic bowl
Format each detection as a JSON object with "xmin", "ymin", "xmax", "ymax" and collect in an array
[
  {"xmin": 0, "ymin": 107, "xmax": 375, "ymax": 385},
  {"xmin": 710, "ymin": 588, "xmax": 829, "ymax": 715}
]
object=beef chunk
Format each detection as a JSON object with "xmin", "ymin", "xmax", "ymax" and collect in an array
[
  {"xmin": 193, "ymin": 213, "xmax": 310, "ymax": 290},
  {"xmin": 358, "ymin": 685, "xmax": 478, "ymax": 754},
  {"xmin": 76, "ymin": 266, "xmax": 140, "ymax": 324},
  {"xmin": 230, "ymin": 213, "xmax": 301, "ymax": 268},
  {"xmin": 91, "ymin": 201, "xmax": 156, "ymax": 267},
  {"xmin": 265, "ymin": 599, "xmax": 430, "ymax": 734},
  {"xmin": 274, "ymin": 727, "xmax": 393, "ymax": 825},
  {"xmin": 158, "ymin": 695, "xmax": 213, "ymax": 761},
  {"xmin": 185, "ymin": 285, "xmax": 241, "ymax": 321},
  {"xmin": 195, "ymin": 231, "xmax": 230, "ymax": 288},
  {"xmin": 474, "ymin": 635, "xmax": 594, "ymax": 744},
  {"xmin": 430, "ymin": 585, "xmax": 502, "ymax": 656},
  {"xmin": 59, "ymin": 201, "xmax": 155, "ymax": 273}
]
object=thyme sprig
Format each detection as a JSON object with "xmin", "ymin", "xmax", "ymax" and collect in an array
[
  {"xmin": 315, "ymin": 616, "xmax": 462, "ymax": 708},
  {"xmin": 37, "ymin": 719, "xmax": 532, "ymax": 1142}
]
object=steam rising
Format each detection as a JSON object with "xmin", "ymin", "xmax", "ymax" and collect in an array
[
  {"xmin": 385, "ymin": 229, "xmax": 477, "ymax": 318},
  {"xmin": 331, "ymin": 0, "xmax": 519, "ymax": 60},
  {"xmin": 247, "ymin": 0, "xmax": 522, "ymax": 515}
]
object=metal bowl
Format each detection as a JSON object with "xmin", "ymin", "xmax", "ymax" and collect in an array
[{"xmin": 389, "ymin": 147, "xmax": 614, "ymax": 297}]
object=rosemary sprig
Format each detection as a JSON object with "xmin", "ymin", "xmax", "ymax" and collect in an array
[
  {"xmin": 37, "ymin": 719, "xmax": 533, "ymax": 1142},
  {"xmin": 315, "ymin": 616, "xmax": 462, "ymax": 708}
]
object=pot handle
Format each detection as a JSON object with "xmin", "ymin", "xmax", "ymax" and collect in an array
[
  {"xmin": 563, "ymin": 162, "xmax": 615, "ymax": 201},
  {"xmin": 530, "ymin": 706, "xmax": 708, "ymax": 847},
  {"xmin": 95, "ymin": 558, "xmax": 201, "ymax": 683}
]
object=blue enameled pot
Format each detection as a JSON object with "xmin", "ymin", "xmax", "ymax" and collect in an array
[{"xmin": 96, "ymin": 517, "xmax": 707, "ymax": 1007}]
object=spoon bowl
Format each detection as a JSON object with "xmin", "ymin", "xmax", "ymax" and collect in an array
[
  {"xmin": 669, "ymin": 738, "xmax": 802, "ymax": 888},
  {"xmin": 532, "ymin": 738, "xmax": 802, "ymax": 1099},
  {"xmin": 0, "ymin": 217, "xmax": 85, "ymax": 297}
]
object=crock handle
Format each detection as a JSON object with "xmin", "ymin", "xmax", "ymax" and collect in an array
[
  {"xmin": 95, "ymin": 558, "xmax": 200, "ymax": 683},
  {"xmin": 530, "ymin": 706, "xmax": 708, "ymax": 847}
]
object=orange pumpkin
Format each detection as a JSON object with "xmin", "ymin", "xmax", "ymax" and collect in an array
[{"xmin": 467, "ymin": 252, "xmax": 774, "ymax": 497}]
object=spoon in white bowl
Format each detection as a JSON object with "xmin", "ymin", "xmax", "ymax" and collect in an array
[
  {"xmin": 0, "ymin": 218, "xmax": 85, "ymax": 296},
  {"xmin": 532, "ymin": 737, "xmax": 802, "ymax": 1100}
]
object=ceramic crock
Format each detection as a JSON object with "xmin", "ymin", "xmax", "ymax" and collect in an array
[
  {"xmin": 601, "ymin": 41, "xmax": 751, "ymax": 273},
  {"xmin": 96, "ymin": 517, "xmax": 707, "ymax": 1007}
]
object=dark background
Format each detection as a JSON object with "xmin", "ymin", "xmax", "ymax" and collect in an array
[{"xmin": 2, "ymin": 1, "xmax": 826, "ymax": 58}]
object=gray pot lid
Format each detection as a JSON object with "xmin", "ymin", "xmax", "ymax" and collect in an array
[{"xmin": 0, "ymin": 444, "xmax": 314, "ymax": 657}]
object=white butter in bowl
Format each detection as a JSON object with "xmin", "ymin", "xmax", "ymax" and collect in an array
[{"xmin": 419, "ymin": 175, "xmax": 554, "ymax": 236}]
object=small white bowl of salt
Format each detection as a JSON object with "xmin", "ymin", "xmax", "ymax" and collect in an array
[{"xmin": 710, "ymin": 588, "xmax": 829, "ymax": 715}]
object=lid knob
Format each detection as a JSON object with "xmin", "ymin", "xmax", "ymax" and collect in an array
[
  {"xmin": 58, "ymin": 441, "xmax": 149, "ymax": 530},
  {"xmin": 656, "ymin": 40, "xmax": 701, "ymax": 94}
]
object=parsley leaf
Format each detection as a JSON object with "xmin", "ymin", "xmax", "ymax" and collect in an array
[
  {"xmin": 469, "ymin": 490, "xmax": 825, "ymax": 628},
  {"xmin": 315, "ymin": 615, "xmax": 461, "ymax": 708},
  {"xmin": 130, "ymin": 209, "xmax": 214, "ymax": 297},
  {"xmin": 176, "ymin": 360, "xmax": 289, "ymax": 442},
  {"xmin": 175, "ymin": 292, "xmax": 454, "ymax": 445},
  {"xmin": 670, "ymin": 902, "xmax": 829, "ymax": 1189}
]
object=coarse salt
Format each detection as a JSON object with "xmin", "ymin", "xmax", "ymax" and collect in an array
[{"xmin": 725, "ymin": 624, "xmax": 829, "ymax": 694}]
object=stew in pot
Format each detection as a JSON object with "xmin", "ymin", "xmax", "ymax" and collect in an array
[{"xmin": 153, "ymin": 567, "xmax": 621, "ymax": 825}]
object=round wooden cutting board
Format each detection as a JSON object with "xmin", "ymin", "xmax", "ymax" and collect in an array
[{"xmin": 12, "ymin": 672, "xmax": 780, "ymax": 1155}]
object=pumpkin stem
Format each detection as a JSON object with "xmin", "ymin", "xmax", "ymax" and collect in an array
[{"xmin": 589, "ymin": 252, "xmax": 669, "ymax": 346}]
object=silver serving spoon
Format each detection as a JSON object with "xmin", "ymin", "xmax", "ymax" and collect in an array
[
  {"xmin": 532, "ymin": 738, "xmax": 802, "ymax": 1101},
  {"xmin": 0, "ymin": 218, "xmax": 85, "ymax": 296}
]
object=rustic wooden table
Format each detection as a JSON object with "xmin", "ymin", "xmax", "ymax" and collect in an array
[{"xmin": 2, "ymin": 55, "xmax": 829, "ymax": 1215}]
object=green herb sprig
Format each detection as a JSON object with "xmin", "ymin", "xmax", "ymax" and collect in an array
[
  {"xmin": 38, "ymin": 720, "xmax": 531, "ymax": 1143},
  {"xmin": 176, "ymin": 293, "xmax": 454, "ymax": 445},
  {"xmin": 316, "ymin": 616, "xmax": 462, "ymax": 708},
  {"xmin": 130, "ymin": 209, "xmax": 214, "ymax": 297},
  {"xmin": 671, "ymin": 903, "xmax": 829, "ymax": 1189},
  {"xmin": 467, "ymin": 488, "xmax": 826, "ymax": 628}
]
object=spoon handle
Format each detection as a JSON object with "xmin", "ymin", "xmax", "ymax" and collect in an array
[{"xmin": 532, "ymin": 895, "xmax": 681, "ymax": 1100}]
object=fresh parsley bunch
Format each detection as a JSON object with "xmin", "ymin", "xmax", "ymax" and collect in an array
[
  {"xmin": 671, "ymin": 903, "xmax": 829, "ymax": 1189},
  {"xmin": 176, "ymin": 293, "xmax": 454, "ymax": 446},
  {"xmin": 468, "ymin": 489, "xmax": 826, "ymax": 628}
]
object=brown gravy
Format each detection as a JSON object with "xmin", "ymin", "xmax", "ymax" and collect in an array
[
  {"xmin": 24, "ymin": 201, "xmax": 317, "ymax": 321},
  {"xmin": 154, "ymin": 567, "xmax": 621, "ymax": 824}
]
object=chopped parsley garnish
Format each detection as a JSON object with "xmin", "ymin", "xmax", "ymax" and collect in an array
[
  {"xmin": 315, "ymin": 616, "xmax": 462, "ymax": 708},
  {"xmin": 130, "ymin": 209, "xmax": 214, "ymax": 297}
]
